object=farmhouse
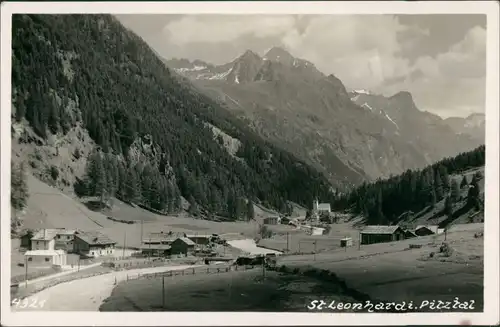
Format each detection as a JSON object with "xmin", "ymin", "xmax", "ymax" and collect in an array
[
  {"xmin": 74, "ymin": 231, "xmax": 116, "ymax": 257},
  {"xmin": 360, "ymin": 225, "xmax": 405, "ymax": 245},
  {"xmin": 30, "ymin": 229, "xmax": 59, "ymax": 250},
  {"xmin": 140, "ymin": 244, "xmax": 171, "ymax": 257},
  {"xmin": 170, "ymin": 237, "xmax": 196, "ymax": 256},
  {"xmin": 415, "ymin": 225, "xmax": 443, "ymax": 236},
  {"xmin": 24, "ymin": 249, "xmax": 67, "ymax": 267},
  {"xmin": 263, "ymin": 216, "xmax": 281, "ymax": 225},
  {"xmin": 54, "ymin": 229, "xmax": 79, "ymax": 252}
]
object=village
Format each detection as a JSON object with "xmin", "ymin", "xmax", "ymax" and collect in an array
[{"xmin": 12, "ymin": 196, "xmax": 453, "ymax": 293}]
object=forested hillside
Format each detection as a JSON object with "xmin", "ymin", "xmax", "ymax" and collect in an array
[
  {"xmin": 11, "ymin": 14, "xmax": 337, "ymax": 219},
  {"xmin": 333, "ymin": 145, "xmax": 485, "ymax": 225}
]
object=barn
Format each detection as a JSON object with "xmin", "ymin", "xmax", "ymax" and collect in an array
[
  {"xmin": 360, "ymin": 225, "xmax": 405, "ymax": 245},
  {"xmin": 170, "ymin": 237, "xmax": 196, "ymax": 256}
]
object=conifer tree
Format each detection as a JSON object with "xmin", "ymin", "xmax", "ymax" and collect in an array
[{"xmin": 450, "ymin": 179, "xmax": 460, "ymax": 203}]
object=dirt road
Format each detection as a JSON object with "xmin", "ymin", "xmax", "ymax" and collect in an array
[{"xmin": 12, "ymin": 264, "xmax": 202, "ymax": 311}]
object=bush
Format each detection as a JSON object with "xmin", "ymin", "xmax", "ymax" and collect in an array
[{"xmin": 49, "ymin": 165, "xmax": 59, "ymax": 180}]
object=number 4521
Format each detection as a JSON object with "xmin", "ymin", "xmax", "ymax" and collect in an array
[{"xmin": 11, "ymin": 298, "xmax": 46, "ymax": 309}]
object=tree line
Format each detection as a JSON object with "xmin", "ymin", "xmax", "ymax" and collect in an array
[
  {"xmin": 11, "ymin": 14, "xmax": 338, "ymax": 219},
  {"xmin": 332, "ymin": 145, "xmax": 485, "ymax": 225}
]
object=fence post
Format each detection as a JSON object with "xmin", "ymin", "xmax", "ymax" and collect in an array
[
  {"xmin": 127, "ymin": 274, "xmax": 129, "ymax": 281},
  {"xmin": 182, "ymin": 270, "xmax": 184, "ymax": 276},
  {"xmin": 192, "ymin": 268, "xmax": 195, "ymax": 275},
  {"xmin": 207, "ymin": 267, "xmax": 209, "ymax": 274}
]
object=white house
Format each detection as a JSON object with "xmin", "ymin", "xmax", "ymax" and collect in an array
[
  {"xmin": 30, "ymin": 229, "xmax": 59, "ymax": 251},
  {"xmin": 74, "ymin": 231, "xmax": 117, "ymax": 257},
  {"xmin": 312, "ymin": 199, "xmax": 331, "ymax": 221}
]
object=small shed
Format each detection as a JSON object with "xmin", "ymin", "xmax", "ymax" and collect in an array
[
  {"xmin": 170, "ymin": 237, "xmax": 195, "ymax": 256},
  {"xmin": 360, "ymin": 225, "xmax": 405, "ymax": 245},
  {"xmin": 404, "ymin": 229, "xmax": 417, "ymax": 239},
  {"xmin": 415, "ymin": 225, "xmax": 439, "ymax": 236},
  {"xmin": 340, "ymin": 237, "xmax": 353, "ymax": 248}
]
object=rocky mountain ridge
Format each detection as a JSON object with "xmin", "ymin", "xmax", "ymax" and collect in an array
[{"xmin": 165, "ymin": 47, "xmax": 484, "ymax": 184}]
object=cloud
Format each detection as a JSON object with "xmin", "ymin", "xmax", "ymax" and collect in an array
[
  {"xmin": 388, "ymin": 25, "xmax": 486, "ymax": 117},
  {"xmin": 163, "ymin": 15, "xmax": 297, "ymax": 45},
  {"xmin": 123, "ymin": 14, "xmax": 486, "ymax": 118}
]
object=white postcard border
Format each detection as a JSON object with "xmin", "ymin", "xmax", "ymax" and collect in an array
[{"xmin": 1, "ymin": 1, "xmax": 498, "ymax": 326}]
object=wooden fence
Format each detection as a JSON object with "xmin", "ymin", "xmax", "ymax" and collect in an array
[{"xmin": 124, "ymin": 265, "xmax": 257, "ymax": 281}]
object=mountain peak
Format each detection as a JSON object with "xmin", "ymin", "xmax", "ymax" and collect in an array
[
  {"xmin": 264, "ymin": 46, "xmax": 295, "ymax": 65},
  {"xmin": 389, "ymin": 91, "xmax": 417, "ymax": 109},
  {"xmin": 239, "ymin": 50, "xmax": 261, "ymax": 61}
]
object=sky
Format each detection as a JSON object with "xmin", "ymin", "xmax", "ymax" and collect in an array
[{"xmin": 116, "ymin": 14, "xmax": 487, "ymax": 118}]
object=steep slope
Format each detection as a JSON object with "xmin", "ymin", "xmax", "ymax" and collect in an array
[
  {"xmin": 11, "ymin": 14, "xmax": 338, "ymax": 219},
  {"xmin": 166, "ymin": 47, "xmax": 484, "ymax": 184},
  {"xmin": 333, "ymin": 145, "xmax": 485, "ymax": 228}
]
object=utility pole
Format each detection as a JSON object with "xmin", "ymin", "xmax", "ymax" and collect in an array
[
  {"xmin": 358, "ymin": 232, "xmax": 361, "ymax": 250},
  {"xmin": 162, "ymin": 275, "xmax": 165, "ymax": 309},
  {"xmin": 286, "ymin": 232, "xmax": 289, "ymax": 252},
  {"xmin": 314, "ymin": 241, "xmax": 317, "ymax": 261},
  {"xmin": 345, "ymin": 235, "xmax": 347, "ymax": 252},
  {"xmin": 122, "ymin": 232, "xmax": 126, "ymax": 258},
  {"xmin": 24, "ymin": 256, "xmax": 28, "ymax": 288},
  {"xmin": 140, "ymin": 219, "xmax": 143, "ymax": 246},
  {"xmin": 262, "ymin": 256, "xmax": 266, "ymax": 278}
]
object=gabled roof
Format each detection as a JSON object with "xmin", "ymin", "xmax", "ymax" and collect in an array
[
  {"xmin": 56, "ymin": 229, "xmax": 78, "ymax": 235},
  {"xmin": 185, "ymin": 234, "xmax": 212, "ymax": 238},
  {"xmin": 76, "ymin": 231, "xmax": 116, "ymax": 245},
  {"xmin": 404, "ymin": 229, "xmax": 417, "ymax": 237},
  {"xmin": 174, "ymin": 237, "xmax": 195, "ymax": 246},
  {"xmin": 361, "ymin": 225, "xmax": 402, "ymax": 235},
  {"xmin": 31, "ymin": 229, "xmax": 59, "ymax": 241},
  {"xmin": 416, "ymin": 225, "xmax": 439, "ymax": 234}
]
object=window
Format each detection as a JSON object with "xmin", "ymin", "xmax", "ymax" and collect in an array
[
  {"xmin": 28, "ymin": 257, "xmax": 32, "ymax": 261},
  {"xmin": 45, "ymin": 258, "xmax": 50, "ymax": 262}
]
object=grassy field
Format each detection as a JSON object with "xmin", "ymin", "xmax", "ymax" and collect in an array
[
  {"xmin": 99, "ymin": 268, "xmax": 357, "ymax": 312},
  {"xmin": 276, "ymin": 223, "xmax": 484, "ymax": 311}
]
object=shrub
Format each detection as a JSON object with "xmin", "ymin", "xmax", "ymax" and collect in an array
[{"xmin": 49, "ymin": 165, "xmax": 59, "ymax": 180}]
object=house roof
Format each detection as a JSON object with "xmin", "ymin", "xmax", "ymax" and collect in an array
[
  {"xmin": 404, "ymin": 230, "xmax": 417, "ymax": 236},
  {"xmin": 56, "ymin": 229, "xmax": 78, "ymax": 235},
  {"xmin": 31, "ymin": 229, "xmax": 59, "ymax": 241},
  {"xmin": 416, "ymin": 225, "xmax": 439, "ymax": 234},
  {"xmin": 174, "ymin": 237, "xmax": 195, "ymax": 246},
  {"xmin": 361, "ymin": 225, "xmax": 402, "ymax": 235},
  {"xmin": 76, "ymin": 231, "xmax": 116, "ymax": 245},
  {"xmin": 186, "ymin": 234, "xmax": 212, "ymax": 238}
]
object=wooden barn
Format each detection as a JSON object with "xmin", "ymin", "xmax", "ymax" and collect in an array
[{"xmin": 360, "ymin": 225, "xmax": 405, "ymax": 245}]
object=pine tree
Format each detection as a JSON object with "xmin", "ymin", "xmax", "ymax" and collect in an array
[
  {"xmin": 430, "ymin": 188, "xmax": 437, "ymax": 208},
  {"xmin": 444, "ymin": 196, "xmax": 453, "ymax": 217},
  {"xmin": 84, "ymin": 150, "xmax": 107, "ymax": 203},
  {"xmin": 124, "ymin": 166, "xmax": 140, "ymax": 203},
  {"xmin": 450, "ymin": 179, "xmax": 460, "ymax": 203},
  {"xmin": 246, "ymin": 200, "xmax": 255, "ymax": 221},
  {"xmin": 188, "ymin": 195, "xmax": 198, "ymax": 216}
]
